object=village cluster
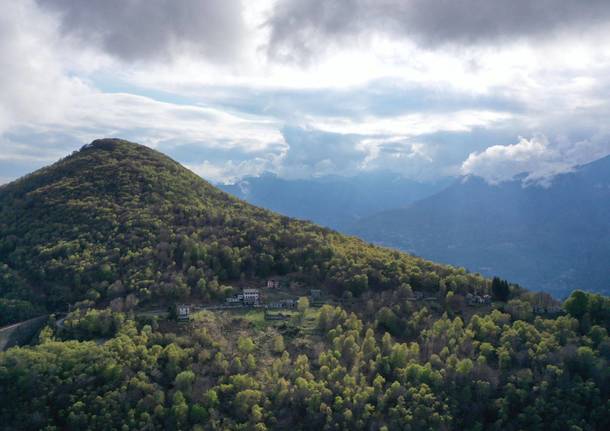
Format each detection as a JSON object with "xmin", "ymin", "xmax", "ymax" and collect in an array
[
  {"xmin": 176, "ymin": 278, "xmax": 323, "ymax": 321},
  {"xmin": 465, "ymin": 292, "xmax": 492, "ymax": 306},
  {"xmin": 174, "ymin": 278, "xmax": 563, "ymax": 322},
  {"xmin": 404, "ymin": 290, "xmax": 491, "ymax": 306},
  {"xmin": 224, "ymin": 281, "xmax": 323, "ymax": 308}
]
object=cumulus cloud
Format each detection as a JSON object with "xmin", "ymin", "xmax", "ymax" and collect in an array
[
  {"xmin": 267, "ymin": 0, "xmax": 610, "ymax": 61},
  {"xmin": 460, "ymin": 135, "xmax": 610, "ymax": 184},
  {"xmin": 37, "ymin": 0, "xmax": 245, "ymax": 62}
]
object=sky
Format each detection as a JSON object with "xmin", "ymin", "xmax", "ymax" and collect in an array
[{"xmin": 2, "ymin": 0, "xmax": 610, "ymax": 185}]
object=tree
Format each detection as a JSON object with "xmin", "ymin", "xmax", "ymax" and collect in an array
[
  {"xmin": 124, "ymin": 293, "xmax": 139, "ymax": 310},
  {"xmin": 238, "ymin": 336, "xmax": 255, "ymax": 354},
  {"xmin": 234, "ymin": 389, "xmax": 263, "ymax": 420},
  {"xmin": 376, "ymin": 307, "xmax": 401, "ymax": 335},
  {"xmin": 506, "ymin": 299, "xmax": 533, "ymax": 321},
  {"xmin": 171, "ymin": 391, "xmax": 189, "ymax": 427},
  {"xmin": 297, "ymin": 296, "xmax": 310, "ymax": 314},
  {"xmin": 196, "ymin": 278, "xmax": 207, "ymax": 295},
  {"xmin": 175, "ymin": 370, "xmax": 196, "ymax": 395},
  {"xmin": 272, "ymin": 335, "xmax": 285, "ymax": 354},
  {"xmin": 167, "ymin": 304, "xmax": 178, "ymax": 321},
  {"xmin": 491, "ymin": 277, "xmax": 510, "ymax": 301},
  {"xmin": 564, "ymin": 290, "xmax": 589, "ymax": 320}
]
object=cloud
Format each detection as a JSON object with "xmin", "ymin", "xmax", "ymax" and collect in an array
[
  {"xmin": 307, "ymin": 110, "xmax": 511, "ymax": 137},
  {"xmin": 460, "ymin": 135, "xmax": 610, "ymax": 184},
  {"xmin": 0, "ymin": 0, "xmax": 282, "ymax": 181},
  {"xmin": 187, "ymin": 158, "xmax": 274, "ymax": 184},
  {"xmin": 37, "ymin": 0, "xmax": 245, "ymax": 62},
  {"xmin": 267, "ymin": 0, "xmax": 610, "ymax": 62},
  {"xmin": 1, "ymin": 91, "xmax": 284, "ymax": 175},
  {"xmin": 277, "ymin": 126, "xmax": 365, "ymax": 178},
  {"xmin": 272, "ymin": 125, "xmax": 467, "ymax": 180},
  {"xmin": 3, "ymin": 0, "xmax": 610, "ymax": 188},
  {"xmin": 0, "ymin": 1, "xmax": 86, "ymax": 133},
  {"xmin": 63, "ymin": 92, "xmax": 282, "ymax": 151},
  {"xmin": 0, "ymin": 2, "xmax": 282, "ymax": 182}
]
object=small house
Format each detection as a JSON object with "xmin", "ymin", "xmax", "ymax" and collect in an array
[
  {"xmin": 177, "ymin": 304, "xmax": 190, "ymax": 321},
  {"xmin": 466, "ymin": 293, "xmax": 485, "ymax": 306},
  {"xmin": 266, "ymin": 278, "xmax": 282, "ymax": 289},
  {"xmin": 310, "ymin": 289, "xmax": 322, "ymax": 299},
  {"xmin": 280, "ymin": 299, "xmax": 296, "ymax": 308},
  {"xmin": 243, "ymin": 288, "xmax": 260, "ymax": 304},
  {"xmin": 226, "ymin": 295, "xmax": 243, "ymax": 304}
]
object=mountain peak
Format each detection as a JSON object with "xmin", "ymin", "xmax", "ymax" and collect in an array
[{"xmin": 81, "ymin": 138, "xmax": 136, "ymax": 152}]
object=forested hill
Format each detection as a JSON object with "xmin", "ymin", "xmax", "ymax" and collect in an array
[
  {"xmin": 0, "ymin": 138, "xmax": 483, "ymax": 323},
  {"xmin": 1, "ymin": 139, "xmax": 610, "ymax": 430}
]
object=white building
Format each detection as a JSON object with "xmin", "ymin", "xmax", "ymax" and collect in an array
[
  {"xmin": 243, "ymin": 288, "xmax": 260, "ymax": 304},
  {"xmin": 177, "ymin": 304, "xmax": 190, "ymax": 320}
]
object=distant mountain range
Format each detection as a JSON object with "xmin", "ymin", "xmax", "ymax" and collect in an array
[
  {"xmin": 219, "ymin": 173, "xmax": 451, "ymax": 230},
  {"xmin": 349, "ymin": 155, "xmax": 610, "ymax": 297}
]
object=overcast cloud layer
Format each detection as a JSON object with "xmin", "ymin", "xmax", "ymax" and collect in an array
[
  {"xmin": 38, "ymin": 0, "xmax": 245, "ymax": 62},
  {"xmin": 2, "ymin": 0, "xmax": 610, "ymax": 185},
  {"xmin": 268, "ymin": 0, "xmax": 610, "ymax": 61}
]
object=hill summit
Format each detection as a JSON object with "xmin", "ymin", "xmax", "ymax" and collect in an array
[{"xmin": 0, "ymin": 138, "xmax": 483, "ymax": 320}]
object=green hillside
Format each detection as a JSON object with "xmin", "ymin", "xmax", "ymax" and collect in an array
[
  {"xmin": 0, "ymin": 138, "xmax": 483, "ymax": 322},
  {"xmin": 0, "ymin": 139, "xmax": 609, "ymax": 430}
]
